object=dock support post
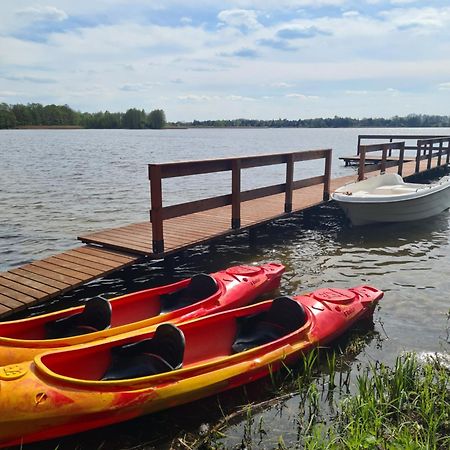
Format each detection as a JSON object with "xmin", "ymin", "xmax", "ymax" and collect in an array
[
  {"xmin": 358, "ymin": 147, "xmax": 366, "ymax": 181},
  {"xmin": 380, "ymin": 144, "xmax": 388, "ymax": 174},
  {"xmin": 284, "ymin": 154, "xmax": 294, "ymax": 212},
  {"xmin": 415, "ymin": 140, "xmax": 422, "ymax": 173},
  {"xmin": 427, "ymin": 142, "xmax": 433, "ymax": 170},
  {"xmin": 438, "ymin": 141, "xmax": 443, "ymax": 166},
  {"xmin": 231, "ymin": 159, "xmax": 241, "ymax": 229},
  {"xmin": 149, "ymin": 165, "xmax": 164, "ymax": 254},
  {"xmin": 323, "ymin": 149, "xmax": 332, "ymax": 201},
  {"xmin": 446, "ymin": 141, "xmax": 450, "ymax": 165},
  {"xmin": 397, "ymin": 142, "xmax": 405, "ymax": 176}
]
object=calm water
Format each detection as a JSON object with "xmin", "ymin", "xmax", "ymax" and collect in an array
[{"xmin": 1, "ymin": 128, "xmax": 449, "ymax": 449}]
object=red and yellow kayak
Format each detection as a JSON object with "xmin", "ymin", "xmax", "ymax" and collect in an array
[
  {"xmin": 0, "ymin": 263, "xmax": 284, "ymax": 365},
  {"xmin": 0, "ymin": 284, "xmax": 382, "ymax": 447}
]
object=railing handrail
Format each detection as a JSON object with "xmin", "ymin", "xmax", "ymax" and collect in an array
[
  {"xmin": 359, "ymin": 142, "xmax": 405, "ymax": 153},
  {"xmin": 148, "ymin": 149, "xmax": 332, "ymax": 253},
  {"xmin": 148, "ymin": 149, "xmax": 331, "ymax": 179},
  {"xmin": 417, "ymin": 137, "xmax": 450, "ymax": 145},
  {"xmin": 358, "ymin": 134, "xmax": 447, "ymax": 140}
]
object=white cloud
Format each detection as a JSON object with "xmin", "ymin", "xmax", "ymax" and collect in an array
[
  {"xmin": 218, "ymin": 9, "xmax": 261, "ymax": 30},
  {"xmin": 271, "ymin": 82, "xmax": 294, "ymax": 88},
  {"xmin": 286, "ymin": 93, "xmax": 319, "ymax": 100},
  {"xmin": 438, "ymin": 82, "xmax": 450, "ymax": 90},
  {"xmin": 15, "ymin": 5, "xmax": 68, "ymax": 22}
]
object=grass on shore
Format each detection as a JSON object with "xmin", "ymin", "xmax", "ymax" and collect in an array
[{"xmin": 189, "ymin": 352, "xmax": 449, "ymax": 450}]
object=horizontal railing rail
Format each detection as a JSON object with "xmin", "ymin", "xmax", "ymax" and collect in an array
[{"xmin": 148, "ymin": 149, "xmax": 332, "ymax": 253}]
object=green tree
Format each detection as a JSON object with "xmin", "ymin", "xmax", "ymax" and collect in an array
[
  {"xmin": 0, "ymin": 103, "xmax": 17, "ymax": 128},
  {"xmin": 147, "ymin": 109, "xmax": 166, "ymax": 129}
]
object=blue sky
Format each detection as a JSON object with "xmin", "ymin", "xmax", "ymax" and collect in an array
[{"xmin": 1, "ymin": 1, "xmax": 450, "ymax": 121}]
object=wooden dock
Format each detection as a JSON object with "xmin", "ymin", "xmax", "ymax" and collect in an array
[
  {"xmin": 1, "ymin": 136, "xmax": 449, "ymax": 318},
  {"xmin": 0, "ymin": 247, "xmax": 138, "ymax": 316}
]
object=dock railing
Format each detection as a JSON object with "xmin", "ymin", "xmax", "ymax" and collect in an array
[
  {"xmin": 358, "ymin": 142, "xmax": 406, "ymax": 181},
  {"xmin": 415, "ymin": 137, "xmax": 450, "ymax": 173},
  {"xmin": 356, "ymin": 135, "xmax": 447, "ymax": 156},
  {"xmin": 148, "ymin": 149, "xmax": 332, "ymax": 253},
  {"xmin": 357, "ymin": 136, "xmax": 450, "ymax": 181}
]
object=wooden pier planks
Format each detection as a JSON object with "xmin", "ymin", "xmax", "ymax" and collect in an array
[{"xmin": 0, "ymin": 246, "xmax": 139, "ymax": 317}]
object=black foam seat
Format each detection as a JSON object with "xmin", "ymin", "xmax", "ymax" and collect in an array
[
  {"xmin": 159, "ymin": 273, "xmax": 218, "ymax": 314},
  {"xmin": 45, "ymin": 297, "xmax": 112, "ymax": 339},
  {"xmin": 232, "ymin": 296, "xmax": 308, "ymax": 353},
  {"xmin": 102, "ymin": 323, "xmax": 185, "ymax": 381}
]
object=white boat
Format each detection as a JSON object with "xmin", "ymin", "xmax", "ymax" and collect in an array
[{"xmin": 332, "ymin": 173, "xmax": 450, "ymax": 226}]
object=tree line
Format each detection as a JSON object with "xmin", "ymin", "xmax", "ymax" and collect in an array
[
  {"xmin": 2, "ymin": 103, "xmax": 450, "ymax": 129},
  {"xmin": 181, "ymin": 114, "xmax": 450, "ymax": 128},
  {"xmin": 0, "ymin": 103, "xmax": 166, "ymax": 129}
]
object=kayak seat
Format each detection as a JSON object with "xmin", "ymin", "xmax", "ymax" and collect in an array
[
  {"xmin": 159, "ymin": 273, "xmax": 218, "ymax": 314},
  {"xmin": 45, "ymin": 297, "xmax": 112, "ymax": 339},
  {"xmin": 101, "ymin": 323, "xmax": 185, "ymax": 381},
  {"xmin": 232, "ymin": 296, "xmax": 307, "ymax": 353}
]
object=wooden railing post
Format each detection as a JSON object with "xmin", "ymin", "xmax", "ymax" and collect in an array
[
  {"xmin": 438, "ymin": 141, "xmax": 443, "ymax": 166},
  {"xmin": 231, "ymin": 159, "xmax": 241, "ymax": 229},
  {"xmin": 427, "ymin": 142, "xmax": 433, "ymax": 170},
  {"xmin": 446, "ymin": 141, "xmax": 450, "ymax": 165},
  {"xmin": 149, "ymin": 164, "xmax": 164, "ymax": 254},
  {"xmin": 357, "ymin": 135, "xmax": 361, "ymax": 155},
  {"xmin": 398, "ymin": 142, "xmax": 405, "ymax": 176},
  {"xmin": 358, "ymin": 146, "xmax": 366, "ymax": 181},
  {"xmin": 415, "ymin": 140, "xmax": 422, "ymax": 173},
  {"xmin": 284, "ymin": 154, "xmax": 294, "ymax": 212},
  {"xmin": 323, "ymin": 149, "xmax": 332, "ymax": 201},
  {"xmin": 380, "ymin": 144, "xmax": 388, "ymax": 174}
]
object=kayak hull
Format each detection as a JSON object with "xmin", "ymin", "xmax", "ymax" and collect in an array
[
  {"xmin": 0, "ymin": 263, "xmax": 284, "ymax": 365},
  {"xmin": 0, "ymin": 285, "xmax": 383, "ymax": 447}
]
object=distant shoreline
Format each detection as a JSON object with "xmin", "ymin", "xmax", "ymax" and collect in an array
[{"xmin": 15, "ymin": 125, "xmax": 83, "ymax": 130}]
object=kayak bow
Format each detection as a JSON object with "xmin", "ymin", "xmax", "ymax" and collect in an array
[
  {"xmin": 0, "ymin": 284, "xmax": 383, "ymax": 447},
  {"xmin": 0, "ymin": 263, "xmax": 285, "ymax": 365}
]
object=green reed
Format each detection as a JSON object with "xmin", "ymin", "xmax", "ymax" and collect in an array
[{"xmin": 304, "ymin": 353, "xmax": 450, "ymax": 450}]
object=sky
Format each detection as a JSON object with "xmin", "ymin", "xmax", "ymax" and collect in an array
[{"xmin": 1, "ymin": 0, "xmax": 450, "ymax": 121}]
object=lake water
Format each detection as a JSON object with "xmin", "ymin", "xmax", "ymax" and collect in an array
[{"xmin": 1, "ymin": 128, "xmax": 449, "ymax": 449}]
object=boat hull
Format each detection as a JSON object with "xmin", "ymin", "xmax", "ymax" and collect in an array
[
  {"xmin": 0, "ymin": 263, "xmax": 285, "ymax": 365},
  {"xmin": 332, "ymin": 174, "xmax": 450, "ymax": 226},
  {"xmin": 0, "ymin": 285, "xmax": 383, "ymax": 447}
]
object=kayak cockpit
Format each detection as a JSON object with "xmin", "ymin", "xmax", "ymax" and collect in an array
[
  {"xmin": 45, "ymin": 297, "xmax": 112, "ymax": 339},
  {"xmin": 37, "ymin": 297, "xmax": 311, "ymax": 383},
  {"xmin": 159, "ymin": 273, "xmax": 218, "ymax": 314},
  {"xmin": 44, "ymin": 273, "xmax": 219, "ymax": 339}
]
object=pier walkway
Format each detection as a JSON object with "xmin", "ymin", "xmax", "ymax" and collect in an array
[{"xmin": 1, "ymin": 135, "xmax": 449, "ymax": 317}]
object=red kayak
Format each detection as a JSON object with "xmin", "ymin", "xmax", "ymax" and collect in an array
[
  {"xmin": 0, "ymin": 263, "xmax": 285, "ymax": 365},
  {"xmin": 0, "ymin": 284, "xmax": 382, "ymax": 446}
]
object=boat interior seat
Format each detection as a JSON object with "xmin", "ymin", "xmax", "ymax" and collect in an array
[
  {"xmin": 232, "ymin": 296, "xmax": 308, "ymax": 353},
  {"xmin": 159, "ymin": 273, "xmax": 218, "ymax": 314},
  {"xmin": 45, "ymin": 297, "xmax": 112, "ymax": 339},
  {"xmin": 102, "ymin": 323, "xmax": 185, "ymax": 381},
  {"xmin": 374, "ymin": 185, "xmax": 417, "ymax": 195}
]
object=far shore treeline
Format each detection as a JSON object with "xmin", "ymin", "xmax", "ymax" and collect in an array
[
  {"xmin": 0, "ymin": 103, "xmax": 166, "ymax": 129},
  {"xmin": 186, "ymin": 114, "xmax": 450, "ymax": 128},
  {"xmin": 2, "ymin": 102, "xmax": 450, "ymax": 129}
]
